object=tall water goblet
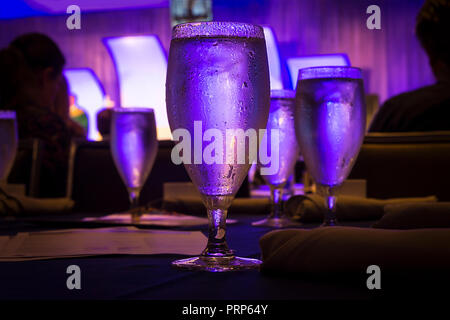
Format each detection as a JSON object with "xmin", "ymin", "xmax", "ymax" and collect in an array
[
  {"xmin": 0, "ymin": 111, "xmax": 18, "ymax": 184},
  {"xmin": 110, "ymin": 108, "xmax": 158, "ymax": 221},
  {"xmin": 252, "ymin": 90, "xmax": 302, "ymax": 228},
  {"xmin": 294, "ymin": 67, "xmax": 366, "ymax": 226},
  {"xmin": 166, "ymin": 22, "xmax": 270, "ymax": 271}
]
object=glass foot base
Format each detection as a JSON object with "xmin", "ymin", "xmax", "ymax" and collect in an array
[
  {"xmin": 252, "ymin": 217, "xmax": 302, "ymax": 228},
  {"xmin": 171, "ymin": 256, "xmax": 262, "ymax": 272}
]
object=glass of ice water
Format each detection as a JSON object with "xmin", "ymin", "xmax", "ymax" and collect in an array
[
  {"xmin": 166, "ymin": 22, "xmax": 270, "ymax": 271},
  {"xmin": 252, "ymin": 90, "xmax": 302, "ymax": 228},
  {"xmin": 294, "ymin": 67, "xmax": 366, "ymax": 226}
]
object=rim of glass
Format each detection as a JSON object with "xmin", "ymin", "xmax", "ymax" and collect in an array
[
  {"xmin": 0, "ymin": 110, "xmax": 16, "ymax": 119},
  {"xmin": 172, "ymin": 21, "xmax": 265, "ymax": 39},
  {"xmin": 112, "ymin": 107, "xmax": 155, "ymax": 113},
  {"xmin": 297, "ymin": 66, "xmax": 362, "ymax": 81},
  {"xmin": 271, "ymin": 89, "xmax": 295, "ymax": 99}
]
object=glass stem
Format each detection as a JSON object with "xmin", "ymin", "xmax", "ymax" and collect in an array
[
  {"xmin": 323, "ymin": 186, "xmax": 337, "ymax": 226},
  {"xmin": 128, "ymin": 188, "xmax": 141, "ymax": 209},
  {"xmin": 270, "ymin": 186, "xmax": 284, "ymax": 219},
  {"xmin": 201, "ymin": 208, "xmax": 233, "ymax": 258},
  {"xmin": 128, "ymin": 188, "xmax": 141, "ymax": 223}
]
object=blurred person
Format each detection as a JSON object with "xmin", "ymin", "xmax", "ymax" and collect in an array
[
  {"xmin": 0, "ymin": 33, "xmax": 85, "ymax": 197},
  {"xmin": 370, "ymin": 0, "xmax": 450, "ymax": 132}
]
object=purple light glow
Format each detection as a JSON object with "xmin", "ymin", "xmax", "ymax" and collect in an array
[
  {"xmin": 104, "ymin": 35, "xmax": 171, "ymax": 140},
  {"xmin": 63, "ymin": 68, "xmax": 105, "ymax": 140},
  {"xmin": 262, "ymin": 27, "xmax": 283, "ymax": 90},
  {"xmin": 287, "ymin": 54, "xmax": 350, "ymax": 89},
  {"xmin": 25, "ymin": 0, "xmax": 169, "ymax": 13}
]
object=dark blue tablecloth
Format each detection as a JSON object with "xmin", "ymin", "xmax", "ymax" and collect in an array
[{"xmin": 0, "ymin": 215, "xmax": 421, "ymax": 300}]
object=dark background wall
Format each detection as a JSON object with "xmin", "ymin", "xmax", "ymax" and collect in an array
[{"xmin": 0, "ymin": 0, "xmax": 433, "ymax": 106}]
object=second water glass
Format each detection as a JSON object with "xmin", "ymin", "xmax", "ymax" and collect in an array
[{"xmin": 252, "ymin": 90, "xmax": 302, "ymax": 228}]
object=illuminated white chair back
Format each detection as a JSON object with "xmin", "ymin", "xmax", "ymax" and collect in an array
[
  {"xmin": 64, "ymin": 68, "xmax": 105, "ymax": 141},
  {"xmin": 103, "ymin": 35, "xmax": 171, "ymax": 140},
  {"xmin": 287, "ymin": 54, "xmax": 350, "ymax": 89}
]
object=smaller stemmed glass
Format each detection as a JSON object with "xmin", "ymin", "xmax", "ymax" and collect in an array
[
  {"xmin": 252, "ymin": 90, "xmax": 302, "ymax": 228},
  {"xmin": 0, "ymin": 111, "xmax": 18, "ymax": 185},
  {"xmin": 110, "ymin": 108, "xmax": 158, "ymax": 222}
]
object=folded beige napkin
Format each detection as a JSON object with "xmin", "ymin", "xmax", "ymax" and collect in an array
[
  {"xmin": 284, "ymin": 194, "xmax": 438, "ymax": 222},
  {"xmin": 162, "ymin": 198, "xmax": 271, "ymax": 216},
  {"xmin": 373, "ymin": 202, "xmax": 450, "ymax": 229},
  {"xmin": 260, "ymin": 227, "xmax": 450, "ymax": 274},
  {"xmin": 0, "ymin": 188, "xmax": 74, "ymax": 215}
]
